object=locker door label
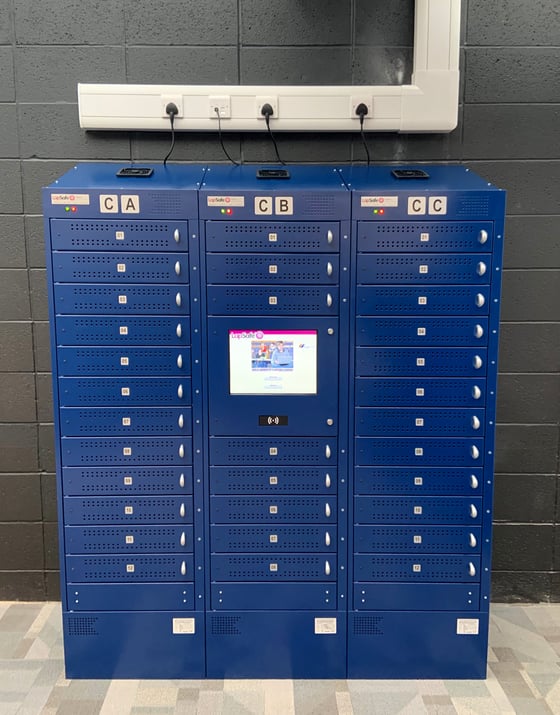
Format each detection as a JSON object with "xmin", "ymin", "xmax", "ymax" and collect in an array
[
  {"xmin": 255, "ymin": 197, "xmax": 273, "ymax": 215},
  {"xmin": 173, "ymin": 618, "xmax": 195, "ymax": 634},
  {"xmin": 315, "ymin": 618, "xmax": 337, "ymax": 634},
  {"xmin": 408, "ymin": 197, "xmax": 426, "ymax": 215},
  {"xmin": 121, "ymin": 195, "xmax": 140, "ymax": 213},
  {"xmin": 100, "ymin": 194, "xmax": 118, "ymax": 213},
  {"xmin": 429, "ymin": 196, "xmax": 448, "ymax": 215},
  {"xmin": 457, "ymin": 618, "xmax": 479, "ymax": 635}
]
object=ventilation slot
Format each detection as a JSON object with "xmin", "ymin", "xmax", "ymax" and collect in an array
[
  {"xmin": 67, "ymin": 616, "xmax": 99, "ymax": 636},
  {"xmin": 302, "ymin": 195, "xmax": 337, "ymax": 216},
  {"xmin": 211, "ymin": 615, "xmax": 241, "ymax": 636},
  {"xmin": 354, "ymin": 616, "xmax": 384, "ymax": 636},
  {"xmin": 456, "ymin": 199, "xmax": 490, "ymax": 216},
  {"xmin": 148, "ymin": 193, "xmax": 183, "ymax": 215}
]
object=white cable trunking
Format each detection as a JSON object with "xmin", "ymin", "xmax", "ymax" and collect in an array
[{"xmin": 78, "ymin": 0, "xmax": 461, "ymax": 134}]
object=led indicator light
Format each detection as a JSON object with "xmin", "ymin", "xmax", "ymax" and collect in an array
[
  {"xmin": 221, "ymin": 208, "xmax": 226, "ymax": 214},
  {"xmin": 379, "ymin": 209, "xmax": 385, "ymax": 215},
  {"xmin": 65, "ymin": 206, "xmax": 70, "ymax": 212},
  {"xmin": 373, "ymin": 209, "xmax": 378, "ymax": 214},
  {"xmin": 226, "ymin": 208, "xmax": 233, "ymax": 215},
  {"xmin": 71, "ymin": 206, "xmax": 77, "ymax": 212}
]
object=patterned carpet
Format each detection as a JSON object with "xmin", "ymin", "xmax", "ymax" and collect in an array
[{"xmin": 1, "ymin": 602, "xmax": 560, "ymax": 714}]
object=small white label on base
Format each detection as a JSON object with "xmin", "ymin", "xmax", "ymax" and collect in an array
[
  {"xmin": 457, "ymin": 618, "xmax": 479, "ymax": 635},
  {"xmin": 173, "ymin": 617, "xmax": 196, "ymax": 634},
  {"xmin": 315, "ymin": 617, "xmax": 337, "ymax": 634}
]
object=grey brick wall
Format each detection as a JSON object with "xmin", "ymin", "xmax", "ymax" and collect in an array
[{"xmin": 0, "ymin": 0, "xmax": 558, "ymax": 601}]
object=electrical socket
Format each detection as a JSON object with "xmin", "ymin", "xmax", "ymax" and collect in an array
[
  {"xmin": 209, "ymin": 95, "xmax": 231, "ymax": 119},
  {"xmin": 256, "ymin": 96, "xmax": 279, "ymax": 119},
  {"xmin": 161, "ymin": 95, "xmax": 183, "ymax": 118},
  {"xmin": 350, "ymin": 95, "xmax": 373, "ymax": 119}
]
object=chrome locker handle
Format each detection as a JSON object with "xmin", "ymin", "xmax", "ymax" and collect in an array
[
  {"xmin": 470, "ymin": 445, "xmax": 480, "ymax": 459},
  {"xmin": 176, "ymin": 323, "xmax": 182, "ymax": 338},
  {"xmin": 326, "ymin": 293, "xmax": 333, "ymax": 308},
  {"xmin": 325, "ymin": 503, "xmax": 331, "ymax": 518},
  {"xmin": 326, "ymin": 262, "xmax": 333, "ymax": 277},
  {"xmin": 175, "ymin": 261, "xmax": 181, "ymax": 276},
  {"xmin": 472, "ymin": 385, "xmax": 482, "ymax": 400},
  {"xmin": 469, "ymin": 533, "xmax": 477, "ymax": 548},
  {"xmin": 178, "ymin": 414, "xmax": 184, "ymax": 428},
  {"xmin": 180, "ymin": 531, "xmax": 186, "ymax": 547},
  {"xmin": 470, "ymin": 474, "xmax": 479, "ymax": 490},
  {"xmin": 180, "ymin": 503, "xmax": 186, "ymax": 518},
  {"xmin": 175, "ymin": 292, "xmax": 182, "ymax": 307},
  {"xmin": 478, "ymin": 229, "xmax": 488, "ymax": 244},
  {"xmin": 325, "ymin": 561, "xmax": 331, "ymax": 576},
  {"xmin": 325, "ymin": 445, "xmax": 331, "ymax": 459},
  {"xmin": 179, "ymin": 444, "xmax": 185, "ymax": 458},
  {"xmin": 470, "ymin": 504, "xmax": 478, "ymax": 519},
  {"xmin": 177, "ymin": 384, "xmax": 184, "ymax": 398},
  {"xmin": 325, "ymin": 473, "xmax": 331, "ymax": 488},
  {"xmin": 468, "ymin": 562, "xmax": 476, "ymax": 577},
  {"xmin": 181, "ymin": 561, "xmax": 187, "ymax": 576},
  {"xmin": 471, "ymin": 416, "xmax": 481, "ymax": 430},
  {"xmin": 475, "ymin": 293, "xmax": 485, "ymax": 308},
  {"xmin": 179, "ymin": 473, "xmax": 185, "ymax": 488},
  {"xmin": 476, "ymin": 261, "xmax": 487, "ymax": 276},
  {"xmin": 173, "ymin": 228, "xmax": 181, "ymax": 243},
  {"xmin": 177, "ymin": 354, "xmax": 183, "ymax": 369},
  {"xmin": 473, "ymin": 355, "xmax": 483, "ymax": 370},
  {"xmin": 325, "ymin": 532, "xmax": 331, "ymax": 547},
  {"xmin": 327, "ymin": 229, "xmax": 334, "ymax": 244},
  {"xmin": 474, "ymin": 325, "xmax": 484, "ymax": 339}
]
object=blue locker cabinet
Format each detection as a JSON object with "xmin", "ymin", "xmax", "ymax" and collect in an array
[
  {"xmin": 43, "ymin": 164, "xmax": 207, "ymax": 678},
  {"xmin": 340, "ymin": 166, "xmax": 505, "ymax": 679},
  {"xmin": 44, "ymin": 164, "xmax": 504, "ymax": 680},
  {"xmin": 200, "ymin": 166, "xmax": 351, "ymax": 678}
]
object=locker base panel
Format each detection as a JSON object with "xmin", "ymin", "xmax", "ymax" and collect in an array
[
  {"xmin": 62, "ymin": 610, "xmax": 204, "ymax": 679},
  {"xmin": 206, "ymin": 610, "xmax": 346, "ymax": 678},
  {"xmin": 66, "ymin": 582, "xmax": 195, "ymax": 611},
  {"xmin": 347, "ymin": 611, "xmax": 489, "ymax": 679},
  {"xmin": 353, "ymin": 583, "xmax": 480, "ymax": 611}
]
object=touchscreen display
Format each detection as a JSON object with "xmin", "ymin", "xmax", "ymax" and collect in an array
[{"xmin": 229, "ymin": 330, "xmax": 318, "ymax": 395}]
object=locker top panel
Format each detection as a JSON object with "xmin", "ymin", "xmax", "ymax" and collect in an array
[
  {"xmin": 42, "ymin": 162, "xmax": 207, "ymax": 219},
  {"xmin": 199, "ymin": 164, "xmax": 350, "ymax": 220},
  {"xmin": 339, "ymin": 165, "xmax": 506, "ymax": 221}
]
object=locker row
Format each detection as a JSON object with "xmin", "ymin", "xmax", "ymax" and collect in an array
[{"xmin": 60, "ymin": 466, "xmax": 483, "ymax": 496}]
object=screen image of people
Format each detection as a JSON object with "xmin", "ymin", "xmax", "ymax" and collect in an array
[
  {"xmin": 230, "ymin": 330, "xmax": 317, "ymax": 394},
  {"xmin": 251, "ymin": 340, "xmax": 294, "ymax": 370}
]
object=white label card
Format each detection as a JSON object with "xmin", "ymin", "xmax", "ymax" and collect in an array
[
  {"xmin": 315, "ymin": 617, "xmax": 337, "ymax": 634},
  {"xmin": 457, "ymin": 618, "xmax": 479, "ymax": 635},
  {"xmin": 173, "ymin": 617, "xmax": 196, "ymax": 634}
]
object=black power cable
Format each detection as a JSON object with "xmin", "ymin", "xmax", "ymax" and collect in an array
[
  {"xmin": 356, "ymin": 103, "xmax": 371, "ymax": 166},
  {"xmin": 163, "ymin": 102, "xmax": 178, "ymax": 166},
  {"xmin": 214, "ymin": 107, "xmax": 240, "ymax": 166},
  {"xmin": 261, "ymin": 103, "xmax": 285, "ymax": 165}
]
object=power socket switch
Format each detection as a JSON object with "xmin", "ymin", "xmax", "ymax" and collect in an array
[
  {"xmin": 161, "ymin": 95, "xmax": 183, "ymax": 118},
  {"xmin": 351, "ymin": 95, "xmax": 373, "ymax": 119},
  {"xmin": 209, "ymin": 95, "xmax": 231, "ymax": 119},
  {"xmin": 256, "ymin": 96, "xmax": 279, "ymax": 119}
]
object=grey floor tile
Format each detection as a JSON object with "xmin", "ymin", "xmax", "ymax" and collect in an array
[{"xmin": 0, "ymin": 603, "xmax": 560, "ymax": 714}]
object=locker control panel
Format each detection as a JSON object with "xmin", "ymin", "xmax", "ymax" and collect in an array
[
  {"xmin": 44, "ymin": 163, "xmax": 505, "ymax": 679},
  {"xmin": 200, "ymin": 165, "xmax": 351, "ymax": 678}
]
